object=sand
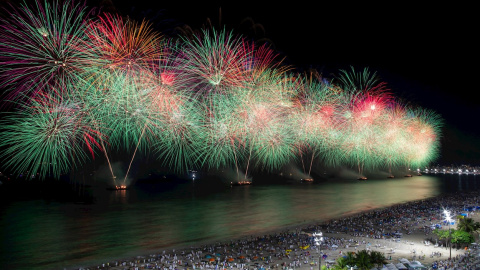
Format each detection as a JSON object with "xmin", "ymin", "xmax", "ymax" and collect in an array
[{"xmin": 82, "ymin": 191, "xmax": 480, "ymax": 270}]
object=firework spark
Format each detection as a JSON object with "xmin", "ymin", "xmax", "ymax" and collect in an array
[{"xmin": 0, "ymin": 2, "xmax": 444, "ymax": 181}]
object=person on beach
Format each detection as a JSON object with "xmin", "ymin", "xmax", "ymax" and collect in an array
[{"xmin": 86, "ymin": 191, "xmax": 480, "ymax": 270}]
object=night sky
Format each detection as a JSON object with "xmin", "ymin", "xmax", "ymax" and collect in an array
[
  {"xmin": 106, "ymin": 1, "xmax": 477, "ymax": 166},
  {"xmin": 3, "ymin": 0, "xmax": 478, "ymax": 166}
]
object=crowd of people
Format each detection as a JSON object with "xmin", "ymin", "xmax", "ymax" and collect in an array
[{"xmin": 81, "ymin": 191, "xmax": 480, "ymax": 270}]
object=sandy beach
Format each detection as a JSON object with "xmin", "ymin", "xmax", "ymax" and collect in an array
[{"xmin": 81, "ymin": 191, "xmax": 480, "ymax": 270}]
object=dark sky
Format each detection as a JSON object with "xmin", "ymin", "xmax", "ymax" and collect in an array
[
  {"xmin": 99, "ymin": 1, "xmax": 478, "ymax": 165},
  {"xmin": 3, "ymin": 0, "xmax": 475, "ymax": 166}
]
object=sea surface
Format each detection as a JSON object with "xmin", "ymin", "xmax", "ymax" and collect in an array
[{"xmin": 1, "ymin": 173, "xmax": 479, "ymax": 270}]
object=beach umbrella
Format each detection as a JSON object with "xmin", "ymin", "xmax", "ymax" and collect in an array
[
  {"xmin": 209, "ymin": 258, "xmax": 215, "ymax": 262},
  {"xmin": 227, "ymin": 258, "xmax": 234, "ymax": 262},
  {"xmin": 205, "ymin": 255, "xmax": 212, "ymax": 258},
  {"xmin": 238, "ymin": 256, "xmax": 245, "ymax": 259}
]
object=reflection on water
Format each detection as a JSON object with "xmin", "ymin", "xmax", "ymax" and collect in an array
[{"xmin": 0, "ymin": 174, "xmax": 478, "ymax": 270}]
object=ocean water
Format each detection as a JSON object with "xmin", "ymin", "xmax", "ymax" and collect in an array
[{"xmin": 1, "ymin": 173, "xmax": 478, "ymax": 270}]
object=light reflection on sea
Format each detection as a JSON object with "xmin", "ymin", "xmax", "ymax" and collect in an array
[{"xmin": 0, "ymin": 174, "xmax": 478, "ymax": 270}]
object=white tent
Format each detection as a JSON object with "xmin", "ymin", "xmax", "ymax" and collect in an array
[
  {"xmin": 407, "ymin": 261, "xmax": 427, "ymax": 269},
  {"xmin": 385, "ymin": 263, "xmax": 398, "ymax": 270}
]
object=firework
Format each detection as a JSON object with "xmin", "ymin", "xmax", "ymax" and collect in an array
[
  {"xmin": 0, "ymin": 0, "xmax": 92, "ymax": 102},
  {"xmin": 152, "ymin": 94, "xmax": 203, "ymax": 173},
  {"xmin": 0, "ymin": 1, "xmax": 444, "ymax": 180},
  {"xmin": 333, "ymin": 67, "xmax": 395, "ymax": 175},
  {"xmin": 289, "ymin": 74, "xmax": 343, "ymax": 174},
  {"xmin": 239, "ymin": 80, "xmax": 297, "ymax": 171},
  {"xmin": 83, "ymin": 12, "xmax": 163, "ymax": 79},
  {"xmin": 240, "ymin": 40, "xmax": 290, "ymax": 87},
  {"xmin": 0, "ymin": 87, "xmax": 102, "ymax": 179},
  {"xmin": 174, "ymin": 29, "xmax": 248, "ymax": 97},
  {"xmin": 402, "ymin": 107, "xmax": 443, "ymax": 168},
  {"xmin": 375, "ymin": 102, "xmax": 409, "ymax": 174}
]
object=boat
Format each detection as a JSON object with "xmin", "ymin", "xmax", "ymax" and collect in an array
[
  {"xmin": 387, "ymin": 175, "xmax": 395, "ymax": 178},
  {"xmin": 404, "ymin": 174, "xmax": 413, "ymax": 177},
  {"xmin": 106, "ymin": 185, "xmax": 129, "ymax": 190},
  {"xmin": 417, "ymin": 173, "xmax": 422, "ymax": 176},
  {"xmin": 301, "ymin": 178, "xmax": 314, "ymax": 182},
  {"xmin": 357, "ymin": 177, "xmax": 367, "ymax": 181},
  {"xmin": 231, "ymin": 180, "xmax": 252, "ymax": 186}
]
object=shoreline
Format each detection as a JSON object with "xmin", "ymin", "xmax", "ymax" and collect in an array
[{"xmin": 78, "ymin": 190, "xmax": 480, "ymax": 270}]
